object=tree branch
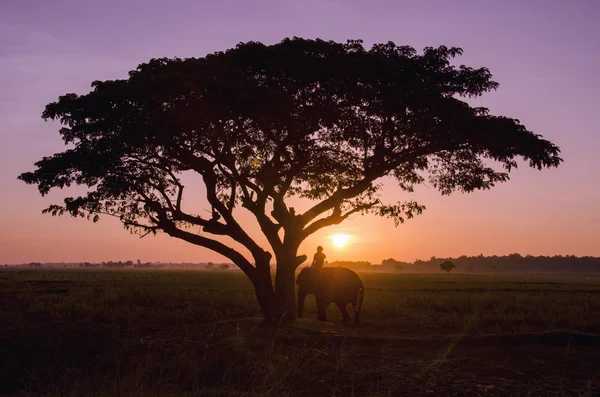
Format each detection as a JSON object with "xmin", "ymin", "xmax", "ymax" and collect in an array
[
  {"xmin": 158, "ymin": 216, "xmax": 257, "ymax": 280},
  {"xmin": 299, "ymin": 143, "xmax": 449, "ymax": 228},
  {"xmin": 173, "ymin": 151, "xmax": 274, "ymax": 264},
  {"xmin": 213, "ymin": 150, "xmax": 285, "ymax": 254},
  {"xmin": 301, "ymin": 200, "xmax": 380, "ymax": 240},
  {"xmin": 300, "ymin": 177, "xmax": 375, "ymax": 226}
]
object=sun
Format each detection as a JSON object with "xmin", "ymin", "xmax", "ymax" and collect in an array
[{"xmin": 330, "ymin": 233, "xmax": 351, "ymax": 248}]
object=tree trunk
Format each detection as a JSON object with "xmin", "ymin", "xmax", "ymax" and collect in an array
[
  {"xmin": 252, "ymin": 265, "xmax": 297, "ymax": 326},
  {"xmin": 272, "ymin": 231, "xmax": 307, "ymax": 325},
  {"xmin": 253, "ymin": 273, "xmax": 276, "ymax": 324},
  {"xmin": 246, "ymin": 256, "xmax": 276, "ymax": 324},
  {"xmin": 274, "ymin": 263, "xmax": 297, "ymax": 325},
  {"xmin": 250, "ymin": 243, "xmax": 306, "ymax": 326}
]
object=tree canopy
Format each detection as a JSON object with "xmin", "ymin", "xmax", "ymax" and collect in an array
[
  {"xmin": 19, "ymin": 37, "xmax": 562, "ymax": 322},
  {"xmin": 440, "ymin": 260, "xmax": 456, "ymax": 275}
]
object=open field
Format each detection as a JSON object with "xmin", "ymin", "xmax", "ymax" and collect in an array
[{"xmin": 1, "ymin": 269, "xmax": 599, "ymax": 396}]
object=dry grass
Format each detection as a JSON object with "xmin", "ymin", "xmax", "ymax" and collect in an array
[{"xmin": 1, "ymin": 269, "xmax": 599, "ymax": 396}]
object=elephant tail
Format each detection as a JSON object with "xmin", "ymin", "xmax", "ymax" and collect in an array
[{"xmin": 354, "ymin": 286, "xmax": 364, "ymax": 325}]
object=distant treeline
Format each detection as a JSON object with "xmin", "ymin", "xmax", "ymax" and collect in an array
[
  {"xmin": 11, "ymin": 261, "xmax": 233, "ymax": 270},
  {"xmin": 329, "ymin": 254, "xmax": 600, "ymax": 274},
  {"xmin": 5, "ymin": 254, "xmax": 600, "ymax": 274}
]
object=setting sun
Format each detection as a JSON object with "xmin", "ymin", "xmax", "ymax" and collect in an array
[{"xmin": 330, "ymin": 233, "xmax": 351, "ymax": 248}]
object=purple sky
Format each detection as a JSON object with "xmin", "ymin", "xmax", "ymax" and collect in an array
[{"xmin": 1, "ymin": 0, "xmax": 599, "ymax": 264}]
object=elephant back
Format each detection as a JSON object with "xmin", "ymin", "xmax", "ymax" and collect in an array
[{"xmin": 320, "ymin": 267, "xmax": 364, "ymax": 299}]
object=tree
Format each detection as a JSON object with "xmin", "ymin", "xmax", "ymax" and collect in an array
[
  {"xmin": 440, "ymin": 260, "xmax": 456, "ymax": 275},
  {"xmin": 219, "ymin": 264, "xmax": 230, "ymax": 270},
  {"xmin": 18, "ymin": 38, "xmax": 561, "ymax": 325},
  {"xmin": 381, "ymin": 258, "xmax": 404, "ymax": 272}
]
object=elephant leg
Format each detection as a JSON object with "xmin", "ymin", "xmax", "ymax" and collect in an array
[
  {"xmin": 337, "ymin": 302, "xmax": 351, "ymax": 323},
  {"xmin": 316, "ymin": 297, "xmax": 328, "ymax": 322},
  {"xmin": 351, "ymin": 302, "xmax": 360, "ymax": 325}
]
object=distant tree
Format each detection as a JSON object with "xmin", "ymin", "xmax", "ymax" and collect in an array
[
  {"xmin": 382, "ymin": 258, "xmax": 398, "ymax": 266},
  {"xmin": 206, "ymin": 262, "xmax": 214, "ymax": 270},
  {"xmin": 219, "ymin": 264, "xmax": 230, "ymax": 270},
  {"xmin": 19, "ymin": 38, "xmax": 562, "ymax": 324},
  {"xmin": 382, "ymin": 258, "xmax": 404, "ymax": 272},
  {"xmin": 491, "ymin": 264, "xmax": 499, "ymax": 272},
  {"xmin": 440, "ymin": 260, "xmax": 456, "ymax": 275},
  {"xmin": 137, "ymin": 259, "xmax": 142, "ymax": 266}
]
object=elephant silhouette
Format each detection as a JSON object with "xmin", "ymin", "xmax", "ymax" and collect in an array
[{"xmin": 296, "ymin": 266, "xmax": 364, "ymax": 325}]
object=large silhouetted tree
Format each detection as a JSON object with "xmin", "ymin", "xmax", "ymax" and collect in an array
[{"xmin": 19, "ymin": 38, "xmax": 561, "ymax": 324}]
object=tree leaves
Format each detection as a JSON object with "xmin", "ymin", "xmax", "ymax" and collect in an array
[{"xmin": 19, "ymin": 37, "xmax": 562, "ymax": 268}]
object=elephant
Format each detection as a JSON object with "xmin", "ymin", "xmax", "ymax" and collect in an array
[{"xmin": 296, "ymin": 266, "xmax": 364, "ymax": 325}]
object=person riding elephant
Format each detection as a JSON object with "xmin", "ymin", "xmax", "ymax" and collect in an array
[
  {"xmin": 296, "ymin": 266, "xmax": 364, "ymax": 325},
  {"xmin": 311, "ymin": 246, "xmax": 326, "ymax": 269}
]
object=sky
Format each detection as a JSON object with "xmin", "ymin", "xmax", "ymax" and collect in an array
[{"xmin": 1, "ymin": 0, "xmax": 599, "ymax": 265}]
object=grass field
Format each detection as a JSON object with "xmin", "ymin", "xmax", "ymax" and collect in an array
[{"xmin": 1, "ymin": 269, "xmax": 599, "ymax": 396}]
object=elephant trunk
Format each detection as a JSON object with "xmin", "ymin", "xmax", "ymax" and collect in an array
[
  {"xmin": 297, "ymin": 289, "xmax": 307, "ymax": 318},
  {"xmin": 354, "ymin": 286, "xmax": 364, "ymax": 325}
]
